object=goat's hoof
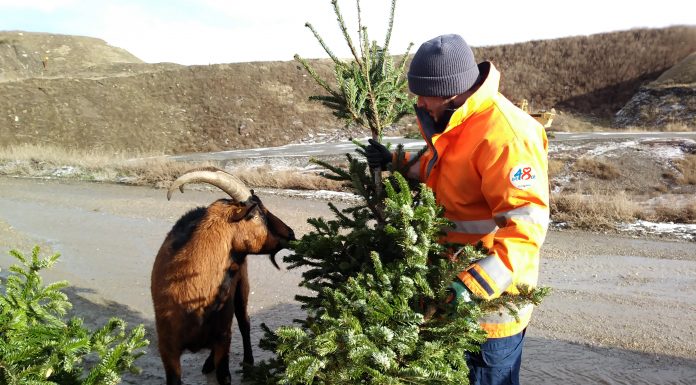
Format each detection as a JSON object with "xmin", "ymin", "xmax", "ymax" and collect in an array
[
  {"xmin": 216, "ymin": 373, "xmax": 232, "ymax": 385},
  {"xmin": 240, "ymin": 360, "xmax": 255, "ymax": 379}
]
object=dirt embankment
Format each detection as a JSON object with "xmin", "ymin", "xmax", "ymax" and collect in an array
[
  {"xmin": 1, "ymin": 27, "xmax": 695, "ymax": 155},
  {"xmin": 0, "ymin": 60, "xmax": 352, "ymax": 154},
  {"xmin": 0, "ymin": 30, "xmax": 143, "ymax": 81},
  {"xmin": 0, "ymin": 31, "xmax": 373, "ymax": 153}
]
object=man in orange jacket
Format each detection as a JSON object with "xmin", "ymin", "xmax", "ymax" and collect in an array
[{"xmin": 366, "ymin": 34, "xmax": 549, "ymax": 385}]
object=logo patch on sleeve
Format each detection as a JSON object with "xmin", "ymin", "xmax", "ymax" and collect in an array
[{"xmin": 509, "ymin": 165, "xmax": 536, "ymax": 190}]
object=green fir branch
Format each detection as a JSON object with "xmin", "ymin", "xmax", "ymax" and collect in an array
[
  {"xmin": 0, "ymin": 247, "xmax": 149, "ymax": 385},
  {"xmin": 295, "ymin": 0, "xmax": 413, "ymax": 139}
]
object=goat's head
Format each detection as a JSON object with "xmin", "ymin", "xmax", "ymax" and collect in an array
[{"xmin": 167, "ymin": 167, "xmax": 295, "ymax": 268}]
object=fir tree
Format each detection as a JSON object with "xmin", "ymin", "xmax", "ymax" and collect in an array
[
  {"xmin": 0, "ymin": 246, "xmax": 149, "ymax": 385},
  {"xmin": 248, "ymin": 150, "xmax": 548, "ymax": 384}
]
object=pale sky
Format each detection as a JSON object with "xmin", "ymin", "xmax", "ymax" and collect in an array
[{"xmin": 0, "ymin": 0, "xmax": 693, "ymax": 65}]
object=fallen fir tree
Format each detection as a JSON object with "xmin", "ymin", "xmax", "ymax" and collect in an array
[{"xmin": 0, "ymin": 246, "xmax": 149, "ymax": 385}]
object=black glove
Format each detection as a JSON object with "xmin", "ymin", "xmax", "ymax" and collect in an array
[{"xmin": 365, "ymin": 139, "xmax": 392, "ymax": 169}]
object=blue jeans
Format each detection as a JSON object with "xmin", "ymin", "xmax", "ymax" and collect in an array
[{"xmin": 466, "ymin": 329, "xmax": 526, "ymax": 385}]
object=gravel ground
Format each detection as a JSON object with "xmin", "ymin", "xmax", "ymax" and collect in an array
[{"xmin": 1, "ymin": 177, "xmax": 694, "ymax": 384}]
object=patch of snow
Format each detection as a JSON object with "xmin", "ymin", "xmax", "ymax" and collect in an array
[
  {"xmin": 223, "ymin": 157, "xmax": 316, "ymax": 170},
  {"xmin": 550, "ymin": 138, "xmax": 691, "ymax": 161},
  {"xmin": 550, "ymin": 174, "xmax": 572, "ymax": 193},
  {"xmin": 400, "ymin": 142, "xmax": 427, "ymax": 151},
  {"xmin": 644, "ymin": 145, "xmax": 686, "ymax": 160},
  {"xmin": 584, "ymin": 140, "xmax": 639, "ymax": 157},
  {"xmin": 618, "ymin": 220, "xmax": 696, "ymax": 241},
  {"xmin": 547, "ymin": 142, "xmax": 574, "ymax": 154},
  {"xmin": 641, "ymin": 138, "xmax": 696, "ymax": 160},
  {"xmin": 592, "ymin": 132, "xmax": 669, "ymax": 136},
  {"xmin": 256, "ymin": 188, "xmax": 362, "ymax": 203},
  {"xmin": 311, "ymin": 190, "xmax": 362, "ymax": 202},
  {"xmin": 117, "ymin": 176, "xmax": 138, "ymax": 184},
  {"xmin": 550, "ymin": 221, "xmax": 569, "ymax": 229},
  {"xmin": 51, "ymin": 166, "xmax": 81, "ymax": 177}
]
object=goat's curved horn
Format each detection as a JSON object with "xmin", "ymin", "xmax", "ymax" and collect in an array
[{"xmin": 167, "ymin": 168, "xmax": 251, "ymax": 202}]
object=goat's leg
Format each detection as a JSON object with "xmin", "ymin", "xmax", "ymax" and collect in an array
[
  {"xmin": 234, "ymin": 270, "xmax": 253, "ymax": 366},
  {"xmin": 208, "ymin": 298, "xmax": 235, "ymax": 385},
  {"xmin": 158, "ymin": 346, "xmax": 183, "ymax": 385},
  {"xmin": 211, "ymin": 333, "xmax": 232, "ymax": 385},
  {"xmin": 155, "ymin": 315, "xmax": 185, "ymax": 385},
  {"xmin": 202, "ymin": 350, "xmax": 215, "ymax": 374}
]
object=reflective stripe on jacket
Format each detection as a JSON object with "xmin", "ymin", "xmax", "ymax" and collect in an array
[{"xmin": 407, "ymin": 62, "xmax": 549, "ymax": 338}]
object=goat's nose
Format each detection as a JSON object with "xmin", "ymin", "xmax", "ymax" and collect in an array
[{"xmin": 288, "ymin": 230, "xmax": 296, "ymax": 241}]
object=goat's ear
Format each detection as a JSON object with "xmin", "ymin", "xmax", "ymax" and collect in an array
[{"xmin": 229, "ymin": 201, "xmax": 255, "ymax": 222}]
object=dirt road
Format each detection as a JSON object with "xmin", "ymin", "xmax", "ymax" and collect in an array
[{"xmin": 1, "ymin": 177, "xmax": 694, "ymax": 384}]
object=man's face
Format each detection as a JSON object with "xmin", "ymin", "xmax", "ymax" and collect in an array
[{"xmin": 416, "ymin": 95, "xmax": 452, "ymax": 123}]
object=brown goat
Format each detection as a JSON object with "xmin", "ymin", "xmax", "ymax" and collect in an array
[{"xmin": 151, "ymin": 168, "xmax": 294, "ymax": 385}]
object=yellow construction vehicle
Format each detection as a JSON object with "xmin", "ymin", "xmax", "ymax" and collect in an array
[{"xmin": 518, "ymin": 99, "xmax": 555, "ymax": 128}]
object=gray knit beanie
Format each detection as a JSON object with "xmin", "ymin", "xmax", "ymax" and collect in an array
[{"xmin": 408, "ymin": 34, "xmax": 479, "ymax": 97}]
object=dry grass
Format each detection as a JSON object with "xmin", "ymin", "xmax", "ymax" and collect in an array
[
  {"xmin": 0, "ymin": 143, "xmax": 136, "ymax": 167},
  {"xmin": 233, "ymin": 166, "xmax": 343, "ymax": 191},
  {"xmin": 115, "ymin": 158, "xmax": 215, "ymax": 187},
  {"xmin": 573, "ymin": 158, "xmax": 621, "ymax": 180},
  {"xmin": 642, "ymin": 202, "xmax": 696, "ymax": 224},
  {"xmin": 0, "ymin": 144, "xmax": 343, "ymax": 191},
  {"xmin": 655, "ymin": 52, "xmax": 696, "ymax": 85},
  {"xmin": 613, "ymin": 123, "xmax": 696, "ymax": 132},
  {"xmin": 661, "ymin": 122, "xmax": 695, "ymax": 132},
  {"xmin": 549, "ymin": 112, "xmax": 695, "ymax": 133},
  {"xmin": 2, "ymin": 144, "xmax": 693, "ymax": 230},
  {"xmin": 548, "ymin": 159, "xmax": 567, "ymax": 179},
  {"xmin": 675, "ymin": 154, "xmax": 696, "ymax": 185},
  {"xmin": 547, "ymin": 112, "xmax": 607, "ymax": 132},
  {"xmin": 551, "ymin": 191, "xmax": 639, "ymax": 230}
]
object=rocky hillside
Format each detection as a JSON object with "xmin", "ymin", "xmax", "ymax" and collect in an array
[
  {"xmin": 477, "ymin": 27, "xmax": 696, "ymax": 117},
  {"xmin": 1, "ymin": 28, "xmax": 695, "ymax": 154},
  {"xmin": 615, "ymin": 52, "xmax": 696, "ymax": 128}
]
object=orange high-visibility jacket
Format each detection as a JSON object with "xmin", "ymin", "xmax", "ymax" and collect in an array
[{"xmin": 405, "ymin": 62, "xmax": 550, "ymax": 338}]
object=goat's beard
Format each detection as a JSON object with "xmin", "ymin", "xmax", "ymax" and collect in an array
[
  {"xmin": 268, "ymin": 239, "xmax": 294, "ymax": 270},
  {"xmin": 268, "ymin": 251, "xmax": 281, "ymax": 270}
]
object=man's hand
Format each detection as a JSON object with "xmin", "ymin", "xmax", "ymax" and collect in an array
[
  {"xmin": 447, "ymin": 279, "xmax": 474, "ymax": 304},
  {"xmin": 365, "ymin": 139, "xmax": 392, "ymax": 169}
]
